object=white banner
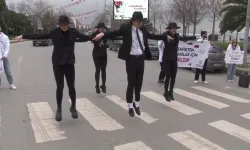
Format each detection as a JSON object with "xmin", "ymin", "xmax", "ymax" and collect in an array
[
  {"xmin": 225, "ymin": 51, "xmax": 244, "ymax": 64},
  {"xmin": 178, "ymin": 41, "xmax": 211, "ymax": 69},
  {"xmin": 113, "ymin": 0, "xmax": 149, "ymax": 20}
]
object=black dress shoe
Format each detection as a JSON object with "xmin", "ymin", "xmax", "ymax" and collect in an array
[
  {"xmin": 169, "ymin": 92, "xmax": 175, "ymax": 101},
  {"xmin": 128, "ymin": 108, "xmax": 135, "ymax": 117},
  {"xmin": 70, "ymin": 106, "xmax": 78, "ymax": 119},
  {"xmin": 163, "ymin": 93, "xmax": 171, "ymax": 102},
  {"xmin": 55, "ymin": 109, "xmax": 62, "ymax": 122},
  {"xmin": 133, "ymin": 103, "xmax": 141, "ymax": 116},
  {"xmin": 95, "ymin": 85, "xmax": 100, "ymax": 94},
  {"xmin": 100, "ymin": 85, "xmax": 106, "ymax": 93}
]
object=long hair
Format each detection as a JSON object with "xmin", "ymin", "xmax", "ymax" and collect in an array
[{"xmin": 231, "ymin": 39, "xmax": 238, "ymax": 50}]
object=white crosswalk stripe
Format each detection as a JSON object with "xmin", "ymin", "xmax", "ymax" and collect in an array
[
  {"xmin": 26, "ymin": 102, "xmax": 66, "ymax": 143},
  {"xmin": 192, "ymin": 86, "xmax": 250, "ymax": 103},
  {"xmin": 114, "ymin": 141, "xmax": 153, "ymax": 150},
  {"xmin": 71, "ymin": 98, "xmax": 124, "ymax": 131},
  {"xmin": 209, "ymin": 120, "xmax": 250, "ymax": 143},
  {"xmin": 141, "ymin": 91, "xmax": 202, "ymax": 115},
  {"xmin": 105, "ymin": 95, "xmax": 159, "ymax": 124},
  {"xmin": 168, "ymin": 130, "xmax": 226, "ymax": 150},
  {"xmin": 240, "ymin": 113, "xmax": 250, "ymax": 120},
  {"xmin": 174, "ymin": 88, "xmax": 229, "ymax": 109}
]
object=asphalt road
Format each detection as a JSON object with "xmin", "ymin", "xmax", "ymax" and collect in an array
[{"xmin": 1, "ymin": 41, "xmax": 250, "ymax": 150}]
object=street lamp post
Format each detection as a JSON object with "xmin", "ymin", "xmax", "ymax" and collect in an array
[{"xmin": 243, "ymin": 0, "xmax": 250, "ymax": 64}]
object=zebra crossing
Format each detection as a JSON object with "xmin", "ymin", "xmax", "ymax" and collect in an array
[{"xmin": 1, "ymin": 86, "xmax": 250, "ymax": 149}]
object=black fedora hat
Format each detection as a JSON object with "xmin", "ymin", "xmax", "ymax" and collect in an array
[
  {"xmin": 166, "ymin": 22, "xmax": 180, "ymax": 29},
  {"xmin": 59, "ymin": 15, "xmax": 70, "ymax": 24},
  {"xmin": 131, "ymin": 11, "xmax": 143, "ymax": 21},
  {"xmin": 95, "ymin": 22, "xmax": 108, "ymax": 29}
]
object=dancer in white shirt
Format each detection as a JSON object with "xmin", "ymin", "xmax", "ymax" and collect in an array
[{"xmin": 157, "ymin": 40, "xmax": 165, "ymax": 85}]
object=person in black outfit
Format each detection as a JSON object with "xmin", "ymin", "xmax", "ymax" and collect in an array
[
  {"xmin": 93, "ymin": 11, "xmax": 171, "ymax": 117},
  {"xmin": 162, "ymin": 22, "xmax": 196, "ymax": 102},
  {"xmin": 92, "ymin": 22, "xmax": 108, "ymax": 94},
  {"xmin": 14, "ymin": 15, "xmax": 93, "ymax": 122}
]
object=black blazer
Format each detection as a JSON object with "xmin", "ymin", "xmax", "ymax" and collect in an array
[
  {"xmin": 103, "ymin": 23, "xmax": 167, "ymax": 60},
  {"xmin": 22, "ymin": 28, "xmax": 92, "ymax": 65},
  {"xmin": 91, "ymin": 31, "xmax": 108, "ymax": 57}
]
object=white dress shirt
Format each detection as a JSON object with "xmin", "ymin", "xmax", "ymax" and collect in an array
[
  {"xmin": 130, "ymin": 26, "xmax": 145, "ymax": 55},
  {"xmin": 0, "ymin": 32, "xmax": 10, "ymax": 58},
  {"xmin": 158, "ymin": 40, "xmax": 164, "ymax": 62}
]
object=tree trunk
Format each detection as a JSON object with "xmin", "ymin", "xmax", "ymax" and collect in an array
[
  {"xmin": 212, "ymin": 12, "xmax": 216, "ymax": 41},
  {"xmin": 193, "ymin": 23, "xmax": 196, "ymax": 36},
  {"xmin": 153, "ymin": 12, "xmax": 156, "ymax": 34},
  {"xmin": 183, "ymin": 18, "xmax": 186, "ymax": 36},
  {"xmin": 236, "ymin": 31, "xmax": 239, "ymax": 41},
  {"xmin": 223, "ymin": 33, "xmax": 226, "ymax": 43}
]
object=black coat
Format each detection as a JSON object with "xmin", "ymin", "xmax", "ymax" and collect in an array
[
  {"xmin": 162, "ymin": 31, "xmax": 196, "ymax": 62},
  {"xmin": 91, "ymin": 31, "xmax": 108, "ymax": 57},
  {"xmin": 22, "ymin": 28, "xmax": 92, "ymax": 65},
  {"xmin": 103, "ymin": 23, "xmax": 167, "ymax": 60}
]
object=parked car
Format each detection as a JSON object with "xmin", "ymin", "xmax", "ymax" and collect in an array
[
  {"xmin": 109, "ymin": 37, "xmax": 123, "ymax": 51},
  {"xmin": 192, "ymin": 45, "xmax": 226, "ymax": 72},
  {"xmin": 148, "ymin": 40, "xmax": 159, "ymax": 59},
  {"xmin": 33, "ymin": 39, "xmax": 53, "ymax": 46}
]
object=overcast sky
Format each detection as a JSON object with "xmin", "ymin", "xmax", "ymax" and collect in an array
[{"xmin": 8, "ymin": 0, "xmax": 228, "ymax": 35}]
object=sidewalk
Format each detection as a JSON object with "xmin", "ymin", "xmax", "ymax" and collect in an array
[{"xmin": 10, "ymin": 39, "xmax": 29, "ymax": 43}]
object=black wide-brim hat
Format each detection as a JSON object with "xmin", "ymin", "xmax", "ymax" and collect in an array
[
  {"xmin": 166, "ymin": 22, "xmax": 180, "ymax": 29},
  {"xmin": 95, "ymin": 22, "xmax": 108, "ymax": 29},
  {"xmin": 131, "ymin": 11, "xmax": 143, "ymax": 21},
  {"xmin": 59, "ymin": 15, "xmax": 70, "ymax": 24}
]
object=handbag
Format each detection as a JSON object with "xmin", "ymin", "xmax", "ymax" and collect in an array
[{"xmin": 238, "ymin": 72, "xmax": 250, "ymax": 88}]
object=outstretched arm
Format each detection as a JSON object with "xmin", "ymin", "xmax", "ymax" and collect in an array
[
  {"xmin": 93, "ymin": 24, "xmax": 125, "ymax": 41},
  {"xmin": 16, "ymin": 33, "xmax": 52, "ymax": 40},
  {"xmin": 75, "ymin": 30, "xmax": 93, "ymax": 42}
]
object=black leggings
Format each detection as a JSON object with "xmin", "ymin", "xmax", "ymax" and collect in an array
[
  {"xmin": 158, "ymin": 62, "xmax": 165, "ymax": 81},
  {"xmin": 93, "ymin": 56, "xmax": 107, "ymax": 86},
  {"xmin": 164, "ymin": 60, "xmax": 178, "ymax": 93},
  {"xmin": 53, "ymin": 64, "xmax": 76, "ymax": 108}
]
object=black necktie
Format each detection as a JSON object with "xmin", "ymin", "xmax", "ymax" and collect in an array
[{"xmin": 136, "ymin": 29, "xmax": 144, "ymax": 52}]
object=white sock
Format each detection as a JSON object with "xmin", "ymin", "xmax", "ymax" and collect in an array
[
  {"xmin": 135, "ymin": 101, "xmax": 139, "ymax": 108},
  {"xmin": 128, "ymin": 103, "xmax": 133, "ymax": 109}
]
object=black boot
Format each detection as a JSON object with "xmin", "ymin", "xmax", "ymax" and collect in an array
[
  {"xmin": 128, "ymin": 108, "xmax": 135, "ymax": 117},
  {"xmin": 169, "ymin": 91, "xmax": 175, "ymax": 101},
  {"xmin": 100, "ymin": 85, "xmax": 106, "ymax": 93},
  {"xmin": 133, "ymin": 103, "xmax": 141, "ymax": 116},
  {"xmin": 70, "ymin": 106, "xmax": 78, "ymax": 119},
  {"xmin": 55, "ymin": 107, "xmax": 62, "ymax": 122},
  {"xmin": 95, "ymin": 85, "xmax": 100, "ymax": 94},
  {"xmin": 163, "ymin": 92, "xmax": 171, "ymax": 102}
]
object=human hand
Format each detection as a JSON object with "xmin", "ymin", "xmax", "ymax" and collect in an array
[
  {"xmin": 167, "ymin": 36, "xmax": 174, "ymax": 41},
  {"xmin": 1, "ymin": 56, "xmax": 7, "ymax": 60}
]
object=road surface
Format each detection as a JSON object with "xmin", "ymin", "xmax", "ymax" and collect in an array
[{"xmin": 1, "ymin": 41, "xmax": 250, "ymax": 150}]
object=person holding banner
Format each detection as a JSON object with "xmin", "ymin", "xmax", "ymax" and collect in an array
[
  {"xmin": 161, "ymin": 23, "xmax": 196, "ymax": 102},
  {"xmin": 0, "ymin": 29, "xmax": 17, "ymax": 90},
  {"xmin": 93, "ymin": 11, "xmax": 172, "ymax": 117},
  {"xmin": 157, "ymin": 40, "xmax": 165, "ymax": 85},
  {"xmin": 194, "ymin": 30, "xmax": 209, "ymax": 84},
  {"xmin": 14, "ymin": 15, "xmax": 93, "ymax": 122},
  {"xmin": 226, "ymin": 39, "xmax": 241, "ymax": 81}
]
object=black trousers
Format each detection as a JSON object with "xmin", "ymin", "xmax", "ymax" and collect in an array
[
  {"xmin": 53, "ymin": 64, "xmax": 76, "ymax": 108},
  {"xmin": 93, "ymin": 56, "xmax": 107, "ymax": 86},
  {"xmin": 126, "ymin": 55, "xmax": 144, "ymax": 103},
  {"xmin": 164, "ymin": 60, "xmax": 178, "ymax": 93},
  {"xmin": 158, "ymin": 62, "xmax": 165, "ymax": 81},
  {"xmin": 195, "ymin": 59, "xmax": 208, "ymax": 81}
]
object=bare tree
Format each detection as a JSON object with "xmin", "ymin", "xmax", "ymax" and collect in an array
[
  {"xmin": 7, "ymin": 0, "xmax": 16, "ymax": 11},
  {"xmin": 185, "ymin": 0, "xmax": 209, "ymax": 35},
  {"xmin": 149, "ymin": 0, "xmax": 163, "ymax": 33},
  {"xmin": 208, "ymin": 0, "xmax": 222, "ymax": 40},
  {"xmin": 157, "ymin": 8, "xmax": 175, "ymax": 34}
]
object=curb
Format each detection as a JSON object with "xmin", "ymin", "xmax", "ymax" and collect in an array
[{"xmin": 10, "ymin": 40, "xmax": 29, "ymax": 43}]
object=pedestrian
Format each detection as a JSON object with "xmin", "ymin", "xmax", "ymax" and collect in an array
[
  {"xmin": 0, "ymin": 27, "xmax": 17, "ymax": 90},
  {"xmin": 162, "ymin": 22, "xmax": 196, "ymax": 102},
  {"xmin": 93, "ymin": 11, "xmax": 172, "ymax": 117},
  {"xmin": 157, "ymin": 40, "xmax": 165, "ymax": 85},
  {"xmin": 92, "ymin": 22, "xmax": 108, "ymax": 94},
  {"xmin": 194, "ymin": 30, "xmax": 209, "ymax": 84},
  {"xmin": 14, "ymin": 15, "xmax": 93, "ymax": 122},
  {"xmin": 226, "ymin": 39, "xmax": 241, "ymax": 82}
]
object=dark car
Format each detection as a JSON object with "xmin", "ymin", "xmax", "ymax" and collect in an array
[
  {"xmin": 148, "ymin": 40, "xmax": 159, "ymax": 59},
  {"xmin": 33, "ymin": 39, "xmax": 53, "ymax": 46},
  {"xmin": 192, "ymin": 45, "xmax": 226, "ymax": 72}
]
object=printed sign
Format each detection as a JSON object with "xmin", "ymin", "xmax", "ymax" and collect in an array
[
  {"xmin": 225, "ymin": 51, "xmax": 244, "ymax": 64},
  {"xmin": 113, "ymin": 0, "xmax": 149, "ymax": 20},
  {"xmin": 177, "ymin": 41, "xmax": 211, "ymax": 69}
]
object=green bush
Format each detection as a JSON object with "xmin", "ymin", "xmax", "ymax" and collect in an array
[{"xmin": 214, "ymin": 41, "xmax": 250, "ymax": 52}]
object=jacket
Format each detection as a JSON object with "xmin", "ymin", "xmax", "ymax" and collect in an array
[
  {"xmin": 162, "ymin": 31, "xmax": 196, "ymax": 62},
  {"xmin": 22, "ymin": 28, "xmax": 92, "ymax": 65},
  {"xmin": 91, "ymin": 31, "xmax": 108, "ymax": 57},
  {"xmin": 0, "ymin": 32, "xmax": 10, "ymax": 58},
  {"xmin": 103, "ymin": 23, "xmax": 167, "ymax": 60}
]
